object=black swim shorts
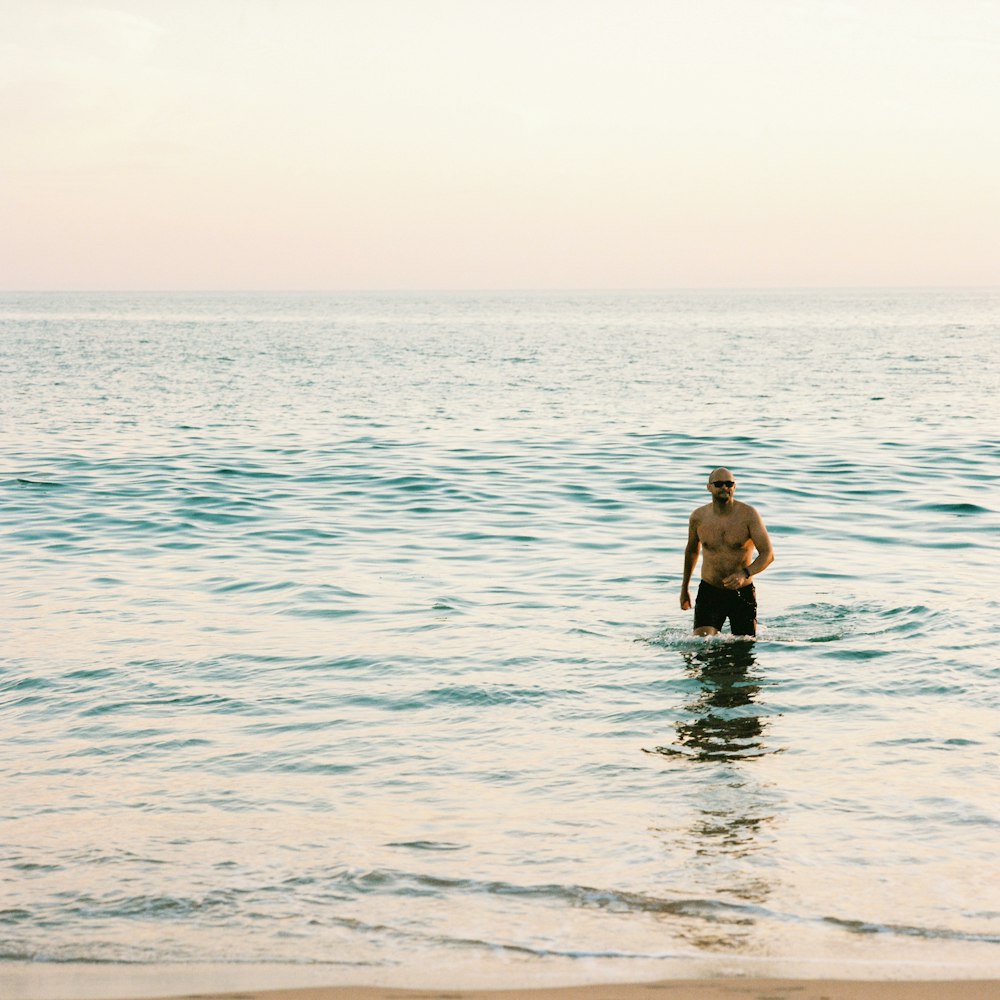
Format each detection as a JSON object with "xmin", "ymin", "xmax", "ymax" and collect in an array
[{"xmin": 694, "ymin": 580, "xmax": 757, "ymax": 637}]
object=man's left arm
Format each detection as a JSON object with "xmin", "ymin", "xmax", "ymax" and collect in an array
[
  {"xmin": 744, "ymin": 507, "xmax": 774, "ymax": 581},
  {"xmin": 722, "ymin": 508, "xmax": 774, "ymax": 589}
]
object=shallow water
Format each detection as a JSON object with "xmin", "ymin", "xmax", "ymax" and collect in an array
[{"xmin": 2, "ymin": 290, "xmax": 999, "ymax": 987}]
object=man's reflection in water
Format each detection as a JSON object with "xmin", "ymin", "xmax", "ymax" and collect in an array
[
  {"xmin": 646, "ymin": 641, "xmax": 772, "ymax": 762},
  {"xmin": 676, "ymin": 641, "xmax": 767, "ymax": 761},
  {"xmin": 646, "ymin": 641, "xmax": 780, "ymax": 953}
]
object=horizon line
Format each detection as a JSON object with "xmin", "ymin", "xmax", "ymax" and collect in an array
[{"xmin": 1, "ymin": 283, "xmax": 997, "ymax": 295}]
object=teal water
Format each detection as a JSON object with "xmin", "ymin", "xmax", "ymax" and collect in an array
[{"xmin": 2, "ymin": 290, "xmax": 999, "ymax": 988}]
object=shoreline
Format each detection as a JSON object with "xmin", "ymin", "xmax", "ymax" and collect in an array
[
  {"xmin": 4, "ymin": 978, "xmax": 1000, "ymax": 1000},
  {"xmin": 156, "ymin": 983, "xmax": 1000, "ymax": 1000},
  {"xmin": 3, "ymin": 964, "xmax": 1000, "ymax": 1000}
]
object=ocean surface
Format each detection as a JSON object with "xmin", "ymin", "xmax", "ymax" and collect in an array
[{"xmin": 2, "ymin": 289, "xmax": 999, "ymax": 994}]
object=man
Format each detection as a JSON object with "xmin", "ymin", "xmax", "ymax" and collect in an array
[{"xmin": 680, "ymin": 468, "xmax": 774, "ymax": 637}]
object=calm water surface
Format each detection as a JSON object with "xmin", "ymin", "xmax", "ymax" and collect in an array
[{"xmin": 2, "ymin": 290, "xmax": 998, "ymax": 990}]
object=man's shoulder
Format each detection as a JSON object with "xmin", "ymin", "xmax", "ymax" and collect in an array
[
  {"xmin": 690, "ymin": 502, "xmax": 713, "ymax": 520},
  {"xmin": 735, "ymin": 499, "xmax": 766, "ymax": 523}
]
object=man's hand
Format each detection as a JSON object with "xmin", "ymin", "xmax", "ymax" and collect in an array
[
  {"xmin": 680, "ymin": 589, "xmax": 692, "ymax": 611},
  {"xmin": 722, "ymin": 570, "xmax": 750, "ymax": 590}
]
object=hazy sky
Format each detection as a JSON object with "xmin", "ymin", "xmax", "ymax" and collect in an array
[{"xmin": 3, "ymin": 0, "xmax": 998, "ymax": 289}]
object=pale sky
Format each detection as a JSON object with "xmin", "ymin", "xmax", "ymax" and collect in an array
[{"xmin": 2, "ymin": 0, "xmax": 998, "ymax": 289}]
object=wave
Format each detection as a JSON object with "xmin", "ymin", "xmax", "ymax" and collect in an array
[{"xmin": 6, "ymin": 870, "xmax": 995, "ymax": 956}]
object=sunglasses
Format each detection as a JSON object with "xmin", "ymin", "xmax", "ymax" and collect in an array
[{"xmin": 712, "ymin": 480, "xmax": 735, "ymax": 488}]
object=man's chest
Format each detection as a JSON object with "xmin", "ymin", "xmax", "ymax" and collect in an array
[{"xmin": 698, "ymin": 518, "xmax": 749, "ymax": 549}]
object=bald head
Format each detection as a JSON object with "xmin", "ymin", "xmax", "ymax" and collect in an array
[{"xmin": 707, "ymin": 468, "xmax": 736, "ymax": 500}]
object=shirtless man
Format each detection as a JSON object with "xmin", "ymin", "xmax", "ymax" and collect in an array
[{"xmin": 680, "ymin": 468, "xmax": 774, "ymax": 637}]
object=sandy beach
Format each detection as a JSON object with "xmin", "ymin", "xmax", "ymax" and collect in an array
[
  {"xmin": 102, "ymin": 980, "xmax": 1000, "ymax": 1000},
  {"xmin": 4, "ymin": 973, "xmax": 998, "ymax": 1000}
]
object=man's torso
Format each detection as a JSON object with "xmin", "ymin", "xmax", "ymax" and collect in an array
[{"xmin": 693, "ymin": 500, "xmax": 755, "ymax": 586}]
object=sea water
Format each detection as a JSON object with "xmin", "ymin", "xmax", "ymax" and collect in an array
[{"xmin": 2, "ymin": 290, "xmax": 998, "ymax": 993}]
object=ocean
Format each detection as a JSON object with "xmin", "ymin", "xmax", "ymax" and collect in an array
[{"xmin": 2, "ymin": 289, "xmax": 998, "ymax": 994}]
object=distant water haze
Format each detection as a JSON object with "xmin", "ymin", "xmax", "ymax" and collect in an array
[{"xmin": 2, "ymin": 290, "xmax": 998, "ymax": 986}]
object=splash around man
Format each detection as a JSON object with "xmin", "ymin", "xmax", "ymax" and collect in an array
[{"xmin": 680, "ymin": 468, "xmax": 774, "ymax": 637}]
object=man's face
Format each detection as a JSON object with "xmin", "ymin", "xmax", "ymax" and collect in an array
[{"xmin": 707, "ymin": 469, "xmax": 735, "ymax": 501}]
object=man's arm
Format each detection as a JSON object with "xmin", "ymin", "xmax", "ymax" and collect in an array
[
  {"xmin": 680, "ymin": 513, "xmax": 700, "ymax": 610},
  {"xmin": 745, "ymin": 507, "xmax": 774, "ymax": 579},
  {"xmin": 722, "ymin": 507, "xmax": 774, "ymax": 589}
]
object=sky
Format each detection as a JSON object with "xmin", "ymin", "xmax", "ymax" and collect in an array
[{"xmin": 2, "ymin": 0, "xmax": 999, "ymax": 290}]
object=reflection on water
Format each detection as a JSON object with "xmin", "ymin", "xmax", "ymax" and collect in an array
[
  {"xmin": 647, "ymin": 642, "xmax": 781, "ymax": 952},
  {"xmin": 677, "ymin": 643, "xmax": 770, "ymax": 762},
  {"xmin": 648, "ymin": 642, "xmax": 775, "ymax": 762}
]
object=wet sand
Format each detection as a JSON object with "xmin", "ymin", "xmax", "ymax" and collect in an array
[
  {"xmin": 4, "ymin": 962, "xmax": 1000, "ymax": 1000},
  {"xmin": 73, "ymin": 979, "xmax": 1000, "ymax": 1000}
]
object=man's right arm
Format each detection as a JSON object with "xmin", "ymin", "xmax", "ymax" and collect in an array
[{"xmin": 680, "ymin": 513, "xmax": 700, "ymax": 611}]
